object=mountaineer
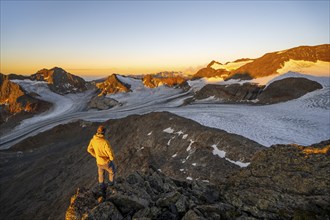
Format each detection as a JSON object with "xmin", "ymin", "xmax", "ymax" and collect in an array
[{"xmin": 87, "ymin": 125, "xmax": 116, "ymax": 198}]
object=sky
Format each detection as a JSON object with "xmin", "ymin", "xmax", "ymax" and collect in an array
[{"xmin": 0, "ymin": 1, "xmax": 329, "ymax": 76}]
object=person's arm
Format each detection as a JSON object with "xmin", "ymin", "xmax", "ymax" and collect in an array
[
  {"xmin": 87, "ymin": 140, "xmax": 96, "ymax": 157},
  {"xmin": 105, "ymin": 140, "xmax": 115, "ymax": 161}
]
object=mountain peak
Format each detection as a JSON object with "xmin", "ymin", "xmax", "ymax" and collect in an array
[{"xmin": 31, "ymin": 67, "xmax": 87, "ymax": 94}]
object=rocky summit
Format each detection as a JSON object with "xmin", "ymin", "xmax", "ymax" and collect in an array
[
  {"xmin": 96, "ymin": 74, "xmax": 131, "ymax": 95},
  {"xmin": 66, "ymin": 167, "xmax": 239, "ymax": 220},
  {"xmin": 31, "ymin": 67, "xmax": 88, "ymax": 94}
]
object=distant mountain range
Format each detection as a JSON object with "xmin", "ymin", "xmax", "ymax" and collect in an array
[{"xmin": 193, "ymin": 44, "xmax": 330, "ymax": 79}]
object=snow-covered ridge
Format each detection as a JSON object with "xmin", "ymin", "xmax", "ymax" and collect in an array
[{"xmin": 210, "ymin": 60, "xmax": 254, "ymax": 71}]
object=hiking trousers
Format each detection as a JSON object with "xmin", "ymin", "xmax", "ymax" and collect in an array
[{"xmin": 97, "ymin": 163, "xmax": 114, "ymax": 183}]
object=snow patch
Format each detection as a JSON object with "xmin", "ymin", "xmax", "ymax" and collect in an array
[
  {"xmin": 211, "ymin": 144, "xmax": 226, "ymax": 158},
  {"xmin": 182, "ymin": 134, "xmax": 188, "ymax": 139},
  {"xmin": 225, "ymin": 158, "xmax": 250, "ymax": 168},
  {"xmin": 172, "ymin": 153, "xmax": 177, "ymax": 158},
  {"xmin": 176, "ymin": 130, "xmax": 184, "ymax": 135},
  {"xmin": 148, "ymin": 131, "xmax": 152, "ymax": 136},
  {"xmin": 202, "ymin": 180, "xmax": 210, "ymax": 183},
  {"xmin": 167, "ymin": 137, "xmax": 175, "ymax": 146},
  {"xmin": 186, "ymin": 140, "xmax": 195, "ymax": 151},
  {"xmin": 163, "ymin": 127, "xmax": 174, "ymax": 134},
  {"xmin": 210, "ymin": 60, "xmax": 254, "ymax": 71},
  {"xmin": 180, "ymin": 169, "xmax": 184, "ymax": 172},
  {"xmin": 192, "ymin": 163, "xmax": 197, "ymax": 166},
  {"xmin": 186, "ymin": 177, "xmax": 193, "ymax": 181}
]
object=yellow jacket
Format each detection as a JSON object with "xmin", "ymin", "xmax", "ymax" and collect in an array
[{"xmin": 87, "ymin": 134, "xmax": 115, "ymax": 165}]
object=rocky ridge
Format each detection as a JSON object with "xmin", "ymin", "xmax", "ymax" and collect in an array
[
  {"xmin": 229, "ymin": 44, "xmax": 330, "ymax": 79},
  {"xmin": 143, "ymin": 74, "xmax": 187, "ymax": 88},
  {"xmin": 0, "ymin": 112, "xmax": 262, "ymax": 219},
  {"xmin": 193, "ymin": 44, "xmax": 330, "ymax": 79},
  {"xmin": 193, "ymin": 77, "xmax": 323, "ymax": 104},
  {"xmin": 66, "ymin": 141, "xmax": 330, "ymax": 220}
]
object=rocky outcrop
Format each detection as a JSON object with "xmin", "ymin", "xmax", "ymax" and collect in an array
[
  {"xmin": 88, "ymin": 95, "xmax": 120, "ymax": 110},
  {"xmin": 258, "ymin": 77, "xmax": 323, "ymax": 104},
  {"xmin": 96, "ymin": 74, "xmax": 131, "ymax": 95},
  {"xmin": 195, "ymin": 83, "xmax": 264, "ymax": 103},
  {"xmin": 66, "ymin": 167, "xmax": 239, "ymax": 220},
  {"xmin": 193, "ymin": 77, "xmax": 322, "ymax": 104},
  {"xmin": 222, "ymin": 140, "xmax": 330, "ymax": 219},
  {"xmin": 66, "ymin": 141, "xmax": 330, "ymax": 220},
  {"xmin": 143, "ymin": 74, "xmax": 187, "ymax": 88},
  {"xmin": 228, "ymin": 44, "xmax": 330, "ymax": 79},
  {"xmin": 31, "ymin": 67, "xmax": 87, "ymax": 94}
]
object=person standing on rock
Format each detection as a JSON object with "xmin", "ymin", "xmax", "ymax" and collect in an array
[{"xmin": 87, "ymin": 125, "xmax": 116, "ymax": 194}]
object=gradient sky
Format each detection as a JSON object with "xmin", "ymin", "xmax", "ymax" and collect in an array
[{"xmin": 1, "ymin": 1, "xmax": 329, "ymax": 76}]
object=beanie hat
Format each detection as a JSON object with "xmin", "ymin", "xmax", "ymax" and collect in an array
[{"xmin": 97, "ymin": 125, "xmax": 106, "ymax": 134}]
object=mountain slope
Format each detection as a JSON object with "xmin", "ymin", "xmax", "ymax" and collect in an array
[
  {"xmin": 193, "ymin": 44, "xmax": 330, "ymax": 79},
  {"xmin": 31, "ymin": 67, "xmax": 88, "ymax": 94},
  {"xmin": 0, "ymin": 73, "xmax": 51, "ymax": 125},
  {"xmin": 229, "ymin": 44, "xmax": 330, "ymax": 79},
  {"xmin": 0, "ymin": 112, "xmax": 262, "ymax": 219}
]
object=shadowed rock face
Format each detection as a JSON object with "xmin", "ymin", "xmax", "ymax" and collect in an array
[
  {"xmin": 31, "ymin": 67, "xmax": 88, "ymax": 94},
  {"xmin": 193, "ymin": 77, "xmax": 322, "ymax": 104},
  {"xmin": 96, "ymin": 74, "xmax": 131, "ymax": 95}
]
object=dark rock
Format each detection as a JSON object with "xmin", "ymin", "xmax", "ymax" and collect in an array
[
  {"xmin": 221, "ymin": 140, "xmax": 330, "ymax": 219},
  {"xmin": 88, "ymin": 95, "xmax": 120, "ymax": 110},
  {"xmin": 193, "ymin": 77, "xmax": 322, "ymax": 104},
  {"xmin": 82, "ymin": 202, "xmax": 123, "ymax": 220},
  {"xmin": 194, "ymin": 83, "xmax": 263, "ymax": 103},
  {"xmin": 156, "ymin": 191, "xmax": 181, "ymax": 207},
  {"xmin": 175, "ymin": 195, "xmax": 189, "ymax": 214},
  {"xmin": 182, "ymin": 210, "xmax": 206, "ymax": 220}
]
